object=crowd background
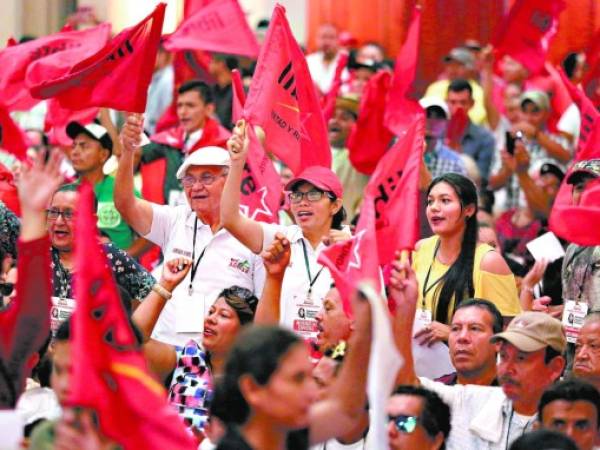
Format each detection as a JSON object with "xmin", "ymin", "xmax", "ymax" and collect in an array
[{"xmin": 0, "ymin": 0, "xmax": 600, "ymax": 450}]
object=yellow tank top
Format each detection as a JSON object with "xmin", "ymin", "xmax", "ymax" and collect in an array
[{"xmin": 412, "ymin": 236, "xmax": 521, "ymax": 323}]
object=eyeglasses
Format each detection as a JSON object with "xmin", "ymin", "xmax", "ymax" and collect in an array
[
  {"xmin": 46, "ymin": 208, "xmax": 75, "ymax": 221},
  {"xmin": 289, "ymin": 190, "xmax": 331, "ymax": 204},
  {"xmin": 388, "ymin": 415, "xmax": 419, "ymax": 434},
  {"xmin": 181, "ymin": 173, "xmax": 223, "ymax": 188},
  {"xmin": 0, "ymin": 282, "xmax": 14, "ymax": 297}
]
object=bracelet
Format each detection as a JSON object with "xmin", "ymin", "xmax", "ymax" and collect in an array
[{"xmin": 152, "ymin": 283, "xmax": 172, "ymax": 301}]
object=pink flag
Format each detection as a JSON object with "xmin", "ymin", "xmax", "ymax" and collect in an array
[
  {"xmin": 321, "ymin": 51, "xmax": 349, "ymax": 123},
  {"xmin": 384, "ymin": 6, "xmax": 424, "ymax": 136},
  {"xmin": 243, "ymin": 4, "xmax": 331, "ymax": 174},
  {"xmin": 28, "ymin": 4, "xmax": 165, "ymax": 113},
  {"xmin": 0, "ymin": 23, "xmax": 111, "ymax": 111},
  {"xmin": 0, "ymin": 104, "xmax": 30, "ymax": 160},
  {"xmin": 163, "ymin": 0, "xmax": 259, "ymax": 58},
  {"xmin": 44, "ymin": 100, "xmax": 99, "ymax": 147},
  {"xmin": 492, "ymin": 0, "xmax": 565, "ymax": 76}
]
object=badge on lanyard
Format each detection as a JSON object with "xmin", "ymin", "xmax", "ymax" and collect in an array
[
  {"xmin": 175, "ymin": 296, "xmax": 205, "ymax": 334},
  {"xmin": 415, "ymin": 309, "xmax": 433, "ymax": 328},
  {"xmin": 562, "ymin": 299, "xmax": 588, "ymax": 343}
]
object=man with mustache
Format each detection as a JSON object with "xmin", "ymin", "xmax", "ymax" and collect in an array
[
  {"xmin": 573, "ymin": 312, "xmax": 600, "ymax": 392},
  {"xmin": 390, "ymin": 261, "xmax": 566, "ymax": 450}
]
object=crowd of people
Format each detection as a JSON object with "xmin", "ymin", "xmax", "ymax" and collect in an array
[{"xmin": 1, "ymin": 3, "xmax": 600, "ymax": 450}]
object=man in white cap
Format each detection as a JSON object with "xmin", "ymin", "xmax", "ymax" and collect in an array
[{"xmin": 115, "ymin": 115, "xmax": 264, "ymax": 346}]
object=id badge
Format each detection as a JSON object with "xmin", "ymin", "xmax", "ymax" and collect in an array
[
  {"xmin": 562, "ymin": 299, "xmax": 588, "ymax": 343},
  {"xmin": 291, "ymin": 294, "xmax": 319, "ymax": 338},
  {"xmin": 175, "ymin": 296, "xmax": 205, "ymax": 334},
  {"xmin": 415, "ymin": 309, "xmax": 432, "ymax": 328}
]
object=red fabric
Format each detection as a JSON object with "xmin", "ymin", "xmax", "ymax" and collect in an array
[
  {"xmin": 29, "ymin": 4, "xmax": 165, "ymax": 113},
  {"xmin": 0, "ymin": 103, "xmax": 29, "ymax": 160},
  {"xmin": 150, "ymin": 116, "xmax": 230, "ymax": 152},
  {"xmin": 0, "ymin": 237, "xmax": 52, "ymax": 407},
  {"xmin": 244, "ymin": 5, "xmax": 331, "ymax": 174},
  {"xmin": 0, "ymin": 163, "xmax": 20, "ymax": 216},
  {"xmin": 369, "ymin": 117, "xmax": 425, "ymax": 263},
  {"xmin": 0, "ymin": 23, "xmax": 110, "ymax": 111},
  {"xmin": 44, "ymin": 99, "xmax": 98, "ymax": 146},
  {"xmin": 582, "ymin": 28, "xmax": 600, "ymax": 92},
  {"xmin": 446, "ymin": 107, "xmax": 469, "ymax": 145},
  {"xmin": 383, "ymin": 6, "xmax": 423, "ymax": 136},
  {"xmin": 318, "ymin": 192, "xmax": 380, "ymax": 319},
  {"xmin": 232, "ymin": 71, "xmax": 281, "ymax": 223},
  {"xmin": 140, "ymin": 159, "xmax": 168, "ymax": 205},
  {"xmin": 5, "ymin": 37, "xmax": 17, "ymax": 47},
  {"xmin": 556, "ymin": 69, "xmax": 600, "ymax": 161},
  {"xmin": 542, "ymin": 63, "xmax": 573, "ymax": 133},
  {"xmin": 70, "ymin": 182, "xmax": 196, "ymax": 449},
  {"xmin": 321, "ymin": 51, "xmax": 349, "ymax": 123},
  {"xmin": 347, "ymin": 71, "xmax": 394, "ymax": 175},
  {"xmin": 164, "ymin": 0, "xmax": 259, "ymax": 58},
  {"xmin": 491, "ymin": 0, "xmax": 565, "ymax": 76}
]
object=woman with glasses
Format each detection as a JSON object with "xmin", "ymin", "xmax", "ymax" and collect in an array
[
  {"xmin": 131, "ymin": 257, "xmax": 258, "ymax": 442},
  {"xmin": 221, "ymin": 121, "xmax": 348, "ymax": 342},
  {"xmin": 47, "ymin": 184, "xmax": 154, "ymax": 311}
]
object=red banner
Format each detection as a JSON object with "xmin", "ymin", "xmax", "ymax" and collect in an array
[{"xmin": 0, "ymin": 104, "xmax": 30, "ymax": 160}]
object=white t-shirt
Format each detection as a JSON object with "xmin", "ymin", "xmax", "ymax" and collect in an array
[
  {"xmin": 306, "ymin": 51, "xmax": 340, "ymax": 94},
  {"xmin": 145, "ymin": 204, "xmax": 265, "ymax": 346},
  {"xmin": 261, "ymin": 223, "xmax": 333, "ymax": 341}
]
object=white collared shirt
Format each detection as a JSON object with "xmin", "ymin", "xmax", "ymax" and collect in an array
[
  {"xmin": 261, "ymin": 223, "xmax": 333, "ymax": 341},
  {"xmin": 145, "ymin": 204, "xmax": 265, "ymax": 346}
]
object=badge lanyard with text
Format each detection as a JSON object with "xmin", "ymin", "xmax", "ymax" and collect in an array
[
  {"xmin": 420, "ymin": 240, "xmax": 446, "ymax": 324},
  {"xmin": 301, "ymin": 240, "xmax": 325, "ymax": 303},
  {"xmin": 188, "ymin": 217, "xmax": 208, "ymax": 297}
]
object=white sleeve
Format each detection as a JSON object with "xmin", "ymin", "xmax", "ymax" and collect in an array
[
  {"xmin": 260, "ymin": 222, "xmax": 286, "ymax": 252},
  {"xmin": 143, "ymin": 204, "xmax": 179, "ymax": 249},
  {"xmin": 419, "ymin": 377, "xmax": 464, "ymax": 411}
]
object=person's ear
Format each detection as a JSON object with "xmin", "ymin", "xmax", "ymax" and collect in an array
[
  {"xmin": 464, "ymin": 203, "xmax": 476, "ymax": 220},
  {"xmin": 548, "ymin": 355, "xmax": 566, "ymax": 381},
  {"xmin": 330, "ymin": 198, "xmax": 343, "ymax": 216},
  {"xmin": 432, "ymin": 432, "xmax": 445, "ymax": 450},
  {"xmin": 238, "ymin": 374, "xmax": 263, "ymax": 410}
]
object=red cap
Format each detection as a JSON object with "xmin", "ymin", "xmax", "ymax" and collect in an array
[{"xmin": 285, "ymin": 166, "xmax": 343, "ymax": 198}]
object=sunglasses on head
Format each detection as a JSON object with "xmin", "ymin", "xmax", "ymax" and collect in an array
[
  {"xmin": 388, "ymin": 414, "xmax": 419, "ymax": 434},
  {"xmin": 0, "ymin": 282, "xmax": 14, "ymax": 296}
]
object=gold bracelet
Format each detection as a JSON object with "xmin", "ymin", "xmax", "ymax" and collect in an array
[{"xmin": 152, "ymin": 283, "xmax": 172, "ymax": 301}]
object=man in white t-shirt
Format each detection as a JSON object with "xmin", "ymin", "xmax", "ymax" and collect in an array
[
  {"xmin": 306, "ymin": 24, "xmax": 341, "ymax": 95},
  {"xmin": 389, "ymin": 261, "xmax": 566, "ymax": 450},
  {"xmin": 116, "ymin": 117, "xmax": 264, "ymax": 346}
]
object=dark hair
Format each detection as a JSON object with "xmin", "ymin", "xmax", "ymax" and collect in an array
[
  {"xmin": 427, "ymin": 173, "xmax": 479, "ymax": 323},
  {"xmin": 453, "ymin": 298, "xmax": 503, "ymax": 333},
  {"xmin": 448, "ymin": 78, "xmax": 473, "ymax": 97},
  {"xmin": 544, "ymin": 346, "xmax": 562, "ymax": 365},
  {"xmin": 539, "ymin": 379, "xmax": 600, "ymax": 427},
  {"xmin": 178, "ymin": 80, "xmax": 214, "ymax": 104},
  {"xmin": 392, "ymin": 385, "xmax": 451, "ymax": 448},
  {"xmin": 212, "ymin": 326, "xmax": 301, "ymax": 425},
  {"xmin": 562, "ymin": 52, "xmax": 579, "ymax": 79},
  {"xmin": 509, "ymin": 429, "xmax": 578, "ymax": 450},
  {"xmin": 212, "ymin": 53, "xmax": 239, "ymax": 71},
  {"xmin": 218, "ymin": 286, "xmax": 258, "ymax": 325}
]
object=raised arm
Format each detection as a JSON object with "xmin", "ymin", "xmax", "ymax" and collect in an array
[
  {"xmin": 389, "ymin": 258, "xmax": 420, "ymax": 387},
  {"xmin": 255, "ymin": 233, "xmax": 290, "ymax": 325},
  {"xmin": 308, "ymin": 283, "xmax": 373, "ymax": 444},
  {"xmin": 114, "ymin": 114, "xmax": 154, "ymax": 236},
  {"xmin": 221, "ymin": 120, "xmax": 266, "ymax": 254}
]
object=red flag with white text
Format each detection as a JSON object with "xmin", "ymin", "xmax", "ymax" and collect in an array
[
  {"xmin": 0, "ymin": 23, "xmax": 110, "ymax": 111},
  {"xmin": 384, "ymin": 6, "xmax": 423, "ymax": 136},
  {"xmin": 71, "ymin": 182, "xmax": 196, "ymax": 450},
  {"xmin": 0, "ymin": 104, "xmax": 30, "ymax": 160},
  {"xmin": 163, "ymin": 0, "xmax": 259, "ymax": 58},
  {"xmin": 492, "ymin": 0, "xmax": 565, "ymax": 76},
  {"xmin": 28, "ymin": 4, "xmax": 165, "ymax": 113},
  {"xmin": 243, "ymin": 4, "xmax": 331, "ymax": 174}
]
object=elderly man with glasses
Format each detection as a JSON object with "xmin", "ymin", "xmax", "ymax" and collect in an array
[{"xmin": 116, "ymin": 118, "xmax": 265, "ymax": 346}]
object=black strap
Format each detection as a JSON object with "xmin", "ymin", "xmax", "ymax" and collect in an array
[
  {"xmin": 188, "ymin": 218, "xmax": 208, "ymax": 296},
  {"xmin": 301, "ymin": 240, "xmax": 325, "ymax": 297},
  {"xmin": 421, "ymin": 239, "xmax": 447, "ymax": 309}
]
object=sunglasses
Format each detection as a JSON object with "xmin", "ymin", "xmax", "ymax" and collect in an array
[
  {"xmin": 388, "ymin": 414, "xmax": 419, "ymax": 434},
  {"xmin": 0, "ymin": 282, "xmax": 14, "ymax": 296}
]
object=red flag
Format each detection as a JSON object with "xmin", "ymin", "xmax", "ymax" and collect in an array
[
  {"xmin": 0, "ymin": 24, "xmax": 111, "ymax": 111},
  {"xmin": 163, "ymin": 0, "xmax": 259, "ymax": 58},
  {"xmin": 582, "ymin": 28, "xmax": 600, "ymax": 91},
  {"xmin": 446, "ymin": 106, "xmax": 469, "ymax": 146},
  {"xmin": 384, "ymin": 6, "xmax": 424, "ymax": 136},
  {"xmin": 318, "ymin": 195, "xmax": 380, "ymax": 319},
  {"xmin": 369, "ymin": 117, "xmax": 425, "ymax": 263},
  {"xmin": 492, "ymin": 0, "xmax": 565, "ymax": 76},
  {"xmin": 243, "ymin": 5, "xmax": 331, "ymax": 174},
  {"xmin": 44, "ymin": 99, "xmax": 98, "ymax": 147},
  {"xmin": 71, "ymin": 182, "xmax": 196, "ymax": 450},
  {"xmin": 29, "ymin": 4, "xmax": 166, "ymax": 113},
  {"xmin": 321, "ymin": 51, "xmax": 349, "ymax": 123},
  {"xmin": 0, "ymin": 104, "xmax": 30, "ymax": 160},
  {"xmin": 5, "ymin": 37, "xmax": 17, "ymax": 47},
  {"xmin": 232, "ymin": 70, "xmax": 281, "ymax": 223},
  {"xmin": 347, "ymin": 71, "xmax": 395, "ymax": 175}
]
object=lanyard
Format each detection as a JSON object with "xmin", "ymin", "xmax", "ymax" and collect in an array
[
  {"xmin": 565, "ymin": 246, "xmax": 590, "ymax": 302},
  {"xmin": 188, "ymin": 218, "xmax": 208, "ymax": 296},
  {"xmin": 301, "ymin": 239, "xmax": 325, "ymax": 299},
  {"xmin": 421, "ymin": 239, "xmax": 446, "ymax": 309}
]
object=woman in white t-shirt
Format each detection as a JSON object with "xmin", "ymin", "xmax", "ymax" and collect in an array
[{"xmin": 221, "ymin": 122, "xmax": 348, "ymax": 341}]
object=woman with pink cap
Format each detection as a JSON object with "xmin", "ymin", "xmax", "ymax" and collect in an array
[{"xmin": 221, "ymin": 121, "xmax": 347, "ymax": 343}]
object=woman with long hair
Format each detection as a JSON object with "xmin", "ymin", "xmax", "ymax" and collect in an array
[
  {"xmin": 221, "ymin": 122, "xmax": 349, "ymax": 343},
  {"xmin": 412, "ymin": 173, "xmax": 520, "ymax": 345},
  {"xmin": 132, "ymin": 258, "xmax": 258, "ymax": 441}
]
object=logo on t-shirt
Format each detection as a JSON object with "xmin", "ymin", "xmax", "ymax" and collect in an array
[
  {"xmin": 97, "ymin": 202, "xmax": 121, "ymax": 229},
  {"xmin": 229, "ymin": 258, "xmax": 250, "ymax": 274}
]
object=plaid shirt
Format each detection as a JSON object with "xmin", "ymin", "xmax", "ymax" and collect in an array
[{"xmin": 425, "ymin": 141, "xmax": 468, "ymax": 179}]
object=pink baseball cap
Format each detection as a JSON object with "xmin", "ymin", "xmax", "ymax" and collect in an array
[{"xmin": 285, "ymin": 166, "xmax": 343, "ymax": 198}]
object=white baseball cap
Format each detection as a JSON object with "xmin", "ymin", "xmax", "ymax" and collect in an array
[
  {"xmin": 66, "ymin": 121, "xmax": 113, "ymax": 152},
  {"xmin": 419, "ymin": 97, "xmax": 449, "ymax": 118},
  {"xmin": 176, "ymin": 146, "xmax": 231, "ymax": 179}
]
